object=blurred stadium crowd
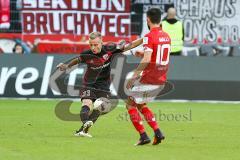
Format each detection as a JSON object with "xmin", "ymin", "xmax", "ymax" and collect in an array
[{"xmin": 0, "ymin": 0, "xmax": 240, "ymax": 56}]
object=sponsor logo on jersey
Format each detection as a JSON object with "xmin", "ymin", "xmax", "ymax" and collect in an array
[
  {"xmin": 143, "ymin": 37, "xmax": 148, "ymax": 44},
  {"xmin": 103, "ymin": 54, "xmax": 110, "ymax": 60},
  {"xmin": 90, "ymin": 62, "xmax": 111, "ymax": 70}
]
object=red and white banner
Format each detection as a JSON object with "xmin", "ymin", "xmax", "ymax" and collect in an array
[
  {"xmin": 0, "ymin": 33, "xmax": 138, "ymax": 54},
  {"xmin": 0, "ymin": 0, "xmax": 10, "ymax": 29},
  {"xmin": 21, "ymin": 0, "xmax": 131, "ymax": 36}
]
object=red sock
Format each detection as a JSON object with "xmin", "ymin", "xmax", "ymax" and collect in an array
[
  {"xmin": 140, "ymin": 106, "xmax": 159, "ymax": 131},
  {"xmin": 128, "ymin": 107, "xmax": 145, "ymax": 134}
]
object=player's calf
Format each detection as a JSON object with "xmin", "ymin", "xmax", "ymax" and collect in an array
[
  {"xmin": 80, "ymin": 99, "xmax": 93, "ymax": 123},
  {"xmin": 126, "ymin": 99, "xmax": 151, "ymax": 145}
]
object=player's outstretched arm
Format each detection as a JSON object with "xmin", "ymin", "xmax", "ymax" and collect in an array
[
  {"xmin": 56, "ymin": 58, "xmax": 79, "ymax": 71},
  {"xmin": 120, "ymin": 38, "xmax": 145, "ymax": 57},
  {"xmin": 134, "ymin": 50, "xmax": 152, "ymax": 77},
  {"xmin": 122, "ymin": 38, "xmax": 143, "ymax": 52}
]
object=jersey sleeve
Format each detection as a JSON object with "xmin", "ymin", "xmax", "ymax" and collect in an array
[
  {"xmin": 77, "ymin": 56, "xmax": 85, "ymax": 63},
  {"xmin": 143, "ymin": 34, "xmax": 153, "ymax": 52},
  {"xmin": 77, "ymin": 50, "xmax": 91, "ymax": 63}
]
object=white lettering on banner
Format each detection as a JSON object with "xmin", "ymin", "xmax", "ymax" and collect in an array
[
  {"xmin": 0, "ymin": 55, "xmax": 125, "ymax": 97},
  {"xmin": 84, "ymin": 0, "xmax": 117, "ymax": 11},
  {"xmin": 22, "ymin": 11, "xmax": 130, "ymax": 36},
  {"xmin": 71, "ymin": 0, "xmax": 78, "ymax": 9},
  {"xmin": 23, "ymin": 0, "xmax": 126, "ymax": 10},
  {"xmin": 40, "ymin": 56, "xmax": 54, "ymax": 95},
  {"xmin": 110, "ymin": 0, "xmax": 125, "ymax": 11},
  {"xmin": 39, "ymin": 0, "xmax": 51, "ymax": 9},
  {"xmin": 135, "ymin": 0, "xmax": 240, "ymax": 44},
  {"xmin": 0, "ymin": 57, "xmax": 66, "ymax": 96},
  {"xmin": 0, "ymin": 67, "xmax": 17, "ymax": 94},
  {"xmin": 175, "ymin": 0, "xmax": 240, "ymax": 43},
  {"xmin": 23, "ymin": 0, "xmax": 67, "ymax": 9},
  {"xmin": 23, "ymin": 0, "xmax": 37, "ymax": 8},
  {"xmin": 51, "ymin": 0, "xmax": 68, "ymax": 9},
  {"xmin": 15, "ymin": 68, "xmax": 39, "ymax": 96},
  {"xmin": 21, "ymin": 0, "xmax": 130, "ymax": 36}
]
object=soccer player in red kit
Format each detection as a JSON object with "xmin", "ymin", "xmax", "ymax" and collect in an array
[{"xmin": 125, "ymin": 8, "xmax": 171, "ymax": 145}]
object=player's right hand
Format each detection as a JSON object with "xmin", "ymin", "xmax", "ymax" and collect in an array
[
  {"xmin": 134, "ymin": 50, "xmax": 144, "ymax": 57},
  {"xmin": 56, "ymin": 63, "xmax": 68, "ymax": 71}
]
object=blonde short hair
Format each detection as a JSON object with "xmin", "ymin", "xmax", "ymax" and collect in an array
[{"xmin": 89, "ymin": 32, "xmax": 102, "ymax": 40}]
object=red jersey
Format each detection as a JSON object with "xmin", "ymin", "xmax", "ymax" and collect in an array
[{"xmin": 140, "ymin": 27, "xmax": 171, "ymax": 85}]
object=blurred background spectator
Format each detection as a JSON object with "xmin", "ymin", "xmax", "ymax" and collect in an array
[
  {"xmin": 12, "ymin": 43, "xmax": 23, "ymax": 54},
  {"xmin": 0, "ymin": 38, "xmax": 31, "ymax": 54},
  {"xmin": 162, "ymin": 7, "xmax": 184, "ymax": 56}
]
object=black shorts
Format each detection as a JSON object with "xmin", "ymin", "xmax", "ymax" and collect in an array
[{"xmin": 80, "ymin": 86, "xmax": 110, "ymax": 102}]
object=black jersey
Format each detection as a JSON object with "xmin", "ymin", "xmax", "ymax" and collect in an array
[{"xmin": 77, "ymin": 43, "xmax": 123, "ymax": 91}]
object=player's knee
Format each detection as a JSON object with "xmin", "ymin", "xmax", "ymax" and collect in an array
[
  {"xmin": 82, "ymin": 99, "xmax": 93, "ymax": 109},
  {"xmin": 126, "ymin": 103, "xmax": 133, "ymax": 110},
  {"xmin": 136, "ymin": 103, "xmax": 145, "ymax": 111},
  {"xmin": 126, "ymin": 96, "xmax": 137, "ymax": 110}
]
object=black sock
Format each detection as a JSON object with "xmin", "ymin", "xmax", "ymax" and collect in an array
[
  {"xmin": 89, "ymin": 110, "xmax": 101, "ymax": 123},
  {"xmin": 76, "ymin": 126, "xmax": 83, "ymax": 132},
  {"xmin": 154, "ymin": 129, "xmax": 164, "ymax": 137},
  {"xmin": 82, "ymin": 110, "xmax": 101, "ymax": 133},
  {"xmin": 140, "ymin": 132, "xmax": 149, "ymax": 139},
  {"xmin": 80, "ymin": 105, "xmax": 90, "ymax": 124}
]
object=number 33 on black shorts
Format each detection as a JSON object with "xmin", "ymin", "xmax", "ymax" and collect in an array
[{"xmin": 80, "ymin": 87, "xmax": 110, "ymax": 101}]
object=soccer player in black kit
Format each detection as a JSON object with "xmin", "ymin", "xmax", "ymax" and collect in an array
[{"xmin": 57, "ymin": 32, "xmax": 142, "ymax": 137}]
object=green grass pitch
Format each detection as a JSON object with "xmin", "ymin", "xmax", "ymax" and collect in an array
[{"xmin": 0, "ymin": 99, "xmax": 239, "ymax": 160}]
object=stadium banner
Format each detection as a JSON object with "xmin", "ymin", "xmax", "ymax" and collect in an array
[
  {"xmin": 1, "ymin": 54, "xmax": 240, "ymax": 100},
  {"xmin": 0, "ymin": 0, "xmax": 10, "ymax": 29},
  {"xmin": 21, "ymin": 0, "xmax": 131, "ymax": 37},
  {"xmin": 132, "ymin": 0, "xmax": 240, "ymax": 45},
  {"xmin": 0, "ymin": 33, "xmax": 138, "ymax": 54}
]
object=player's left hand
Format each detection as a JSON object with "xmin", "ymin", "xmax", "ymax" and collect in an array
[
  {"xmin": 117, "ymin": 40, "xmax": 126, "ymax": 50},
  {"xmin": 57, "ymin": 63, "xmax": 68, "ymax": 71},
  {"xmin": 126, "ymin": 71, "xmax": 140, "ymax": 89}
]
